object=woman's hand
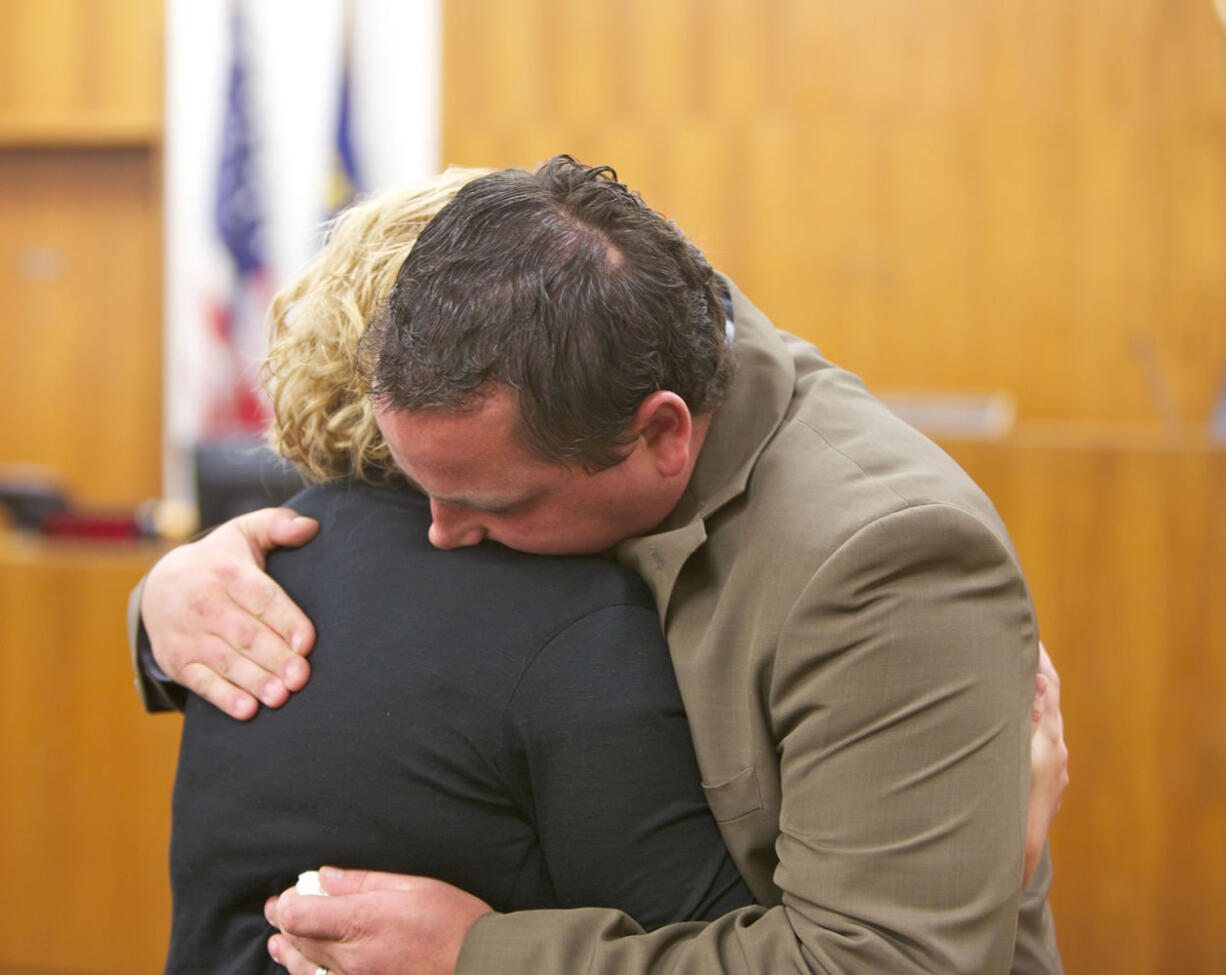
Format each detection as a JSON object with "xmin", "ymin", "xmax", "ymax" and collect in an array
[{"xmin": 1024, "ymin": 642, "xmax": 1069, "ymax": 887}]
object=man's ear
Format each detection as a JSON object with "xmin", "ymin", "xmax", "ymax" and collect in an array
[{"xmin": 632, "ymin": 392, "xmax": 693, "ymax": 478}]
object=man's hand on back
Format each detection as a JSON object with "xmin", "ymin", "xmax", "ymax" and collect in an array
[{"xmin": 141, "ymin": 507, "xmax": 319, "ymax": 720}]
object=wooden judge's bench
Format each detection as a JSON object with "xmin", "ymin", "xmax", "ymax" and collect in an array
[{"xmin": 0, "ymin": 534, "xmax": 180, "ymax": 975}]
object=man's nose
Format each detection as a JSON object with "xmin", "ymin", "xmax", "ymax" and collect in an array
[{"xmin": 427, "ymin": 499, "xmax": 486, "ymax": 549}]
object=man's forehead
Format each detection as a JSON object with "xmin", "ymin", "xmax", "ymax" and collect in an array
[
  {"xmin": 376, "ymin": 384, "xmax": 517, "ymax": 431},
  {"xmin": 377, "ymin": 405, "xmax": 557, "ymax": 490},
  {"xmin": 376, "ymin": 392, "xmax": 579, "ymax": 479},
  {"xmin": 377, "ymin": 398, "xmax": 507, "ymax": 453}
]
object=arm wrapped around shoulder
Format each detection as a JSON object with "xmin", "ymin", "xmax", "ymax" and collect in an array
[{"xmin": 770, "ymin": 502, "xmax": 1038, "ymax": 973}]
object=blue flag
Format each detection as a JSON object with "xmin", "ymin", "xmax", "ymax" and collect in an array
[
  {"xmin": 327, "ymin": 13, "xmax": 362, "ymax": 216},
  {"xmin": 205, "ymin": 3, "xmax": 269, "ymax": 434},
  {"xmin": 216, "ymin": 6, "xmax": 265, "ymax": 277}
]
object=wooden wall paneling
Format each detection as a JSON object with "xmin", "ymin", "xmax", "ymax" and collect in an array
[
  {"xmin": 0, "ymin": 148, "xmax": 163, "ymax": 507},
  {"xmin": 0, "ymin": 3, "xmax": 172, "ymax": 973},
  {"xmin": 0, "ymin": 538, "xmax": 179, "ymax": 975},
  {"xmin": 442, "ymin": 0, "xmax": 1226, "ymax": 426},
  {"xmin": 946, "ymin": 436, "xmax": 1226, "ymax": 975},
  {"xmin": 1157, "ymin": 448, "xmax": 1226, "ymax": 973},
  {"xmin": 0, "ymin": 0, "xmax": 162, "ymax": 142},
  {"xmin": 1164, "ymin": 124, "xmax": 1226, "ymax": 425}
]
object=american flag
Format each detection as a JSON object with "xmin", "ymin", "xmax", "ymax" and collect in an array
[{"xmin": 205, "ymin": 3, "xmax": 271, "ymax": 435}]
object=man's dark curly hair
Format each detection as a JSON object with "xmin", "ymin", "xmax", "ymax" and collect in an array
[{"xmin": 361, "ymin": 155, "xmax": 734, "ymax": 471}]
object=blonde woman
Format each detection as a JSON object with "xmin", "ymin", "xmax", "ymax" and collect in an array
[{"xmin": 161, "ymin": 170, "xmax": 753, "ymax": 974}]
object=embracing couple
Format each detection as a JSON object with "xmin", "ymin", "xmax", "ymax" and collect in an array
[{"xmin": 132, "ymin": 156, "xmax": 1067, "ymax": 975}]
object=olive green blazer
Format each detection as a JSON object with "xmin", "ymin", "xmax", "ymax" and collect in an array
[{"xmin": 457, "ymin": 278, "xmax": 1062, "ymax": 974}]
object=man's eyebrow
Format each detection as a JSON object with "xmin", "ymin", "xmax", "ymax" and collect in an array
[
  {"xmin": 391, "ymin": 462, "xmax": 517, "ymax": 512},
  {"xmin": 429, "ymin": 492, "xmax": 524, "ymax": 514}
]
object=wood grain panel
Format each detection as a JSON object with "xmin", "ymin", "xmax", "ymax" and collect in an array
[
  {"xmin": 0, "ymin": 148, "xmax": 163, "ymax": 507},
  {"xmin": 944, "ymin": 433, "xmax": 1226, "ymax": 975},
  {"xmin": 0, "ymin": 537, "xmax": 179, "ymax": 975},
  {"xmin": 441, "ymin": 0, "xmax": 1226, "ymax": 427},
  {"xmin": 0, "ymin": 0, "xmax": 162, "ymax": 142},
  {"xmin": 0, "ymin": 5, "xmax": 169, "ymax": 971}
]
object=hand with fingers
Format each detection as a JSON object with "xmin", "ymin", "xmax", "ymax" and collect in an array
[
  {"xmin": 265, "ymin": 867, "xmax": 491, "ymax": 975},
  {"xmin": 1023, "ymin": 641, "xmax": 1069, "ymax": 887},
  {"xmin": 141, "ymin": 507, "xmax": 320, "ymax": 720}
]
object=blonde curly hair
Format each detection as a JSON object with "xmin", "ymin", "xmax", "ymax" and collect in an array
[{"xmin": 261, "ymin": 167, "xmax": 489, "ymax": 482}]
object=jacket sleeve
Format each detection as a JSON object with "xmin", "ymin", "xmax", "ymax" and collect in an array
[
  {"xmin": 457, "ymin": 503, "xmax": 1049, "ymax": 974},
  {"xmin": 127, "ymin": 574, "xmax": 187, "ymax": 713}
]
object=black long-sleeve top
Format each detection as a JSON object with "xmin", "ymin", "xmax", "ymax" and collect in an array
[{"xmin": 165, "ymin": 479, "xmax": 751, "ymax": 974}]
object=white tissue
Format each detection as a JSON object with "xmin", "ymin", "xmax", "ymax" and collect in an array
[{"xmin": 296, "ymin": 870, "xmax": 328, "ymax": 896}]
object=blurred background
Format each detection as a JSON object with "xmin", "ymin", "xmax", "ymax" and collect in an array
[{"xmin": 1, "ymin": 1, "xmax": 1224, "ymax": 972}]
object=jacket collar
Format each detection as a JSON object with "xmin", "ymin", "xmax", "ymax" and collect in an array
[{"xmin": 615, "ymin": 275, "xmax": 796, "ymax": 619}]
